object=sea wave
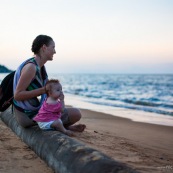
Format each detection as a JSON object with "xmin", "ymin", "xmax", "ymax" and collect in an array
[
  {"xmin": 1, "ymin": 73, "xmax": 173, "ymax": 117},
  {"xmin": 53, "ymin": 73, "xmax": 173, "ymax": 117}
]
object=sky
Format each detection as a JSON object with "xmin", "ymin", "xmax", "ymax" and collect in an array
[{"xmin": 0, "ymin": 0, "xmax": 173, "ymax": 74}]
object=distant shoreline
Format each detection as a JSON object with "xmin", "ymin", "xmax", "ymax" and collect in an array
[
  {"xmin": 0, "ymin": 72, "xmax": 12, "ymax": 73},
  {"xmin": 0, "ymin": 64, "xmax": 13, "ymax": 73}
]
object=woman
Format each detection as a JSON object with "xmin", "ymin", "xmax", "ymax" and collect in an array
[{"xmin": 13, "ymin": 35, "xmax": 86, "ymax": 132}]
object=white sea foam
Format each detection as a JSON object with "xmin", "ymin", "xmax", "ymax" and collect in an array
[{"xmin": 65, "ymin": 94, "xmax": 173, "ymax": 127}]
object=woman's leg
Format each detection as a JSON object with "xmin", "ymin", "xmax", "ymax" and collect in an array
[
  {"xmin": 63, "ymin": 107, "xmax": 86, "ymax": 132},
  {"xmin": 13, "ymin": 107, "xmax": 36, "ymax": 128}
]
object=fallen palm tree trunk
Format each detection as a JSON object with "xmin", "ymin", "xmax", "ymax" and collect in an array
[{"xmin": 1, "ymin": 108, "xmax": 137, "ymax": 173}]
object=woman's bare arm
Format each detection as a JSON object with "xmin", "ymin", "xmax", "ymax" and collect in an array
[{"xmin": 14, "ymin": 63, "xmax": 45, "ymax": 101}]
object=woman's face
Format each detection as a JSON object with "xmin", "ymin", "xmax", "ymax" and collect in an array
[{"xmin": 44, "ymin": 40, "xmax": 56, "ymax": 60}]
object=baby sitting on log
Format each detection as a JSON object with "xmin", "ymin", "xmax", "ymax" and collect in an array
[{"xmin": 33, "ymin": 79, "xmax": 75, "ymax": 136}]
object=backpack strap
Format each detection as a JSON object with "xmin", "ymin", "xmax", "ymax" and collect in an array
[{"xmin": 2, "ymin": 96, "xmax": 13, "ymax": 108}]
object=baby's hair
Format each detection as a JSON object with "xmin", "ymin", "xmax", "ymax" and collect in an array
[{"xmin": 45, "ymin": 79, "xmax": 60, "ymax": 96}]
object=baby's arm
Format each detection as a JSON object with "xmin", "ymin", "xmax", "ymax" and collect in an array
[{"xmin": 59, "ymin": 92, "xmax": 65, "ymax": 112}]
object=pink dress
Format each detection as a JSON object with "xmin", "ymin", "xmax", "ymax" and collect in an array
[{"xmin": 33, "ymin": 100, "xmax": 62, "ymax": 122}]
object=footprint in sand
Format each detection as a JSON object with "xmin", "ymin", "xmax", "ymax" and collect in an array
[{"xmin": 23, "ymin": 154, "xmax": 38, "ymax": 160}]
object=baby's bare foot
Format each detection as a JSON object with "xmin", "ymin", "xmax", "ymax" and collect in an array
[
  {"xmin": 65, "ymin": 130, "xmax": 75, "ymax": 137},
  {"xmin": 68, "ymin": 124, "xmax": 86, "ymax": 132}
]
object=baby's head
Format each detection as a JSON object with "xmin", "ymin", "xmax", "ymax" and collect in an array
[{"xmin": 45, "ymin": 79, "xmax": 62, "ymax": 97}]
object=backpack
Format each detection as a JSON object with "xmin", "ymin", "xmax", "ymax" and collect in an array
[{"xmin": 0, "ymin": 71, "xmax": 15, "ymax": 112}]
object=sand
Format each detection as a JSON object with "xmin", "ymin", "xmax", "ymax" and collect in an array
[
  {"xmin": 0, "ymin": 118, "xmax": 53, "ymax": 173},
  {"xmin": 0, "ymin": 108, "xmax": 173, "ymax": 173}
]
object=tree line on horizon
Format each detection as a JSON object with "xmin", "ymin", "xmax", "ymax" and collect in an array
[{"xmin": 0, "ymin": 64, "xmax": 13, "ymax": 73}]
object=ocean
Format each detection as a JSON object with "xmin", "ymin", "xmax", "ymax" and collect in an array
[{"xmin": 1, "ymin": 73, "xmax": 173, "ymax": 126}]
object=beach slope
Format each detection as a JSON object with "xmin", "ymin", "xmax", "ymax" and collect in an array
[
  {"xmin": 76, "ymin": 109, "xmax": 173, "ymax": 172},
  {"xmin": 0, "ymin": 108, "xmax": 173, "ymax": 173}
]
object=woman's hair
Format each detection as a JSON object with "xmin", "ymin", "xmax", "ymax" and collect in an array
[
  {"xmin": 45, "ymin": 79, "xmax": 60, "ymax": 96},
  {"xmin": 31, "ymin": 35, "xmax": 53, "ymax": 54}
]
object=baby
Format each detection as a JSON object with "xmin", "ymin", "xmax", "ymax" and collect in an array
[{"xmin": 33, "ymin": 79, "xmax": 74, "ymax": 136}]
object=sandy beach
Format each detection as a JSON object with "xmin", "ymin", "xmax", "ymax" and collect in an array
[
  {"xmin": 0, "ymin": 108, "xmax": 173, "ymax": 173},
  {"xmin": 0, "ymin": 118, "xmax": 53, "ymax": 173}
]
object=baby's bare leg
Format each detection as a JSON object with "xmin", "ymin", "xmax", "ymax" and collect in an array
[{"xmin": 51, "ymin": 119, "xmax": 74, "ymax": 136}]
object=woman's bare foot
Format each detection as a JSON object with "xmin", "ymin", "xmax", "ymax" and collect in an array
[{"xmin": 67, "ymin": 124, "xmax": 86, "ymax": 132}]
